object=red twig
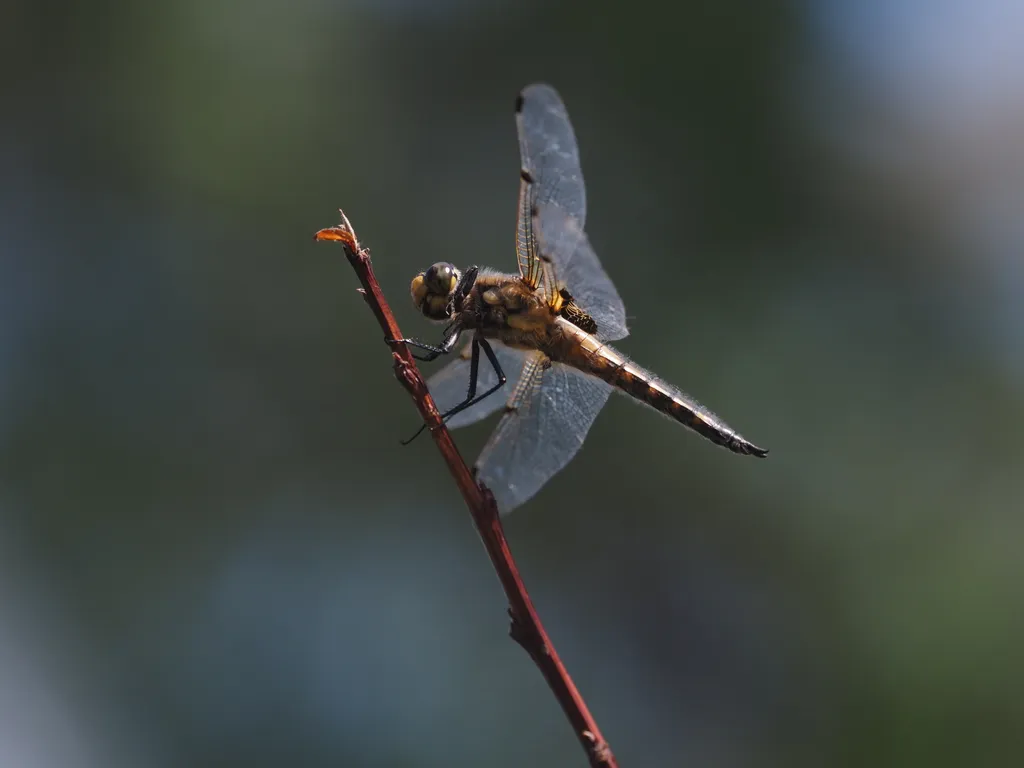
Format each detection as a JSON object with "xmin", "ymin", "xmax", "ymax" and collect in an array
[{"xmin": 315, "ymin": 210, "xmax": 618, "ymax": 768}]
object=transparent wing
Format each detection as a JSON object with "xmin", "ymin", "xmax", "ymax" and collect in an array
[
  {"xmin": 515, "ymin": 83, "xmax": 585, "ymax": 289},
  {"xmin": 426, "ymin": 341, "xmax": 531, "ymax": 429},
  {"xmin": 474, "ymin": 353, "xmax": 614, "ymax": 515},
  {"xmin": 535, "ymin": 201, "xmax": 629, "ymax": 341},
  {"xmin": 516, "ymin": 83, "xmax": 586, "ymax": 225},
  {"xmin": 515, "ymin": 84, "xmax": 628, "ymax": 341}
]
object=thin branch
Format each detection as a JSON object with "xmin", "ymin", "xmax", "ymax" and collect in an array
[{"xmin": 315, "ymin": 210, "xmax": 618, "ymax": 768}]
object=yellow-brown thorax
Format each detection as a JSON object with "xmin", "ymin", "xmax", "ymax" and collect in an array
[{"xmin": 458, "ymin": 271, "xmax": 597, "ymax": 354}]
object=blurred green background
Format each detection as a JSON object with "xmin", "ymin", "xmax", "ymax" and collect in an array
[{"xmin": 2, "ymin": 1, "xmax": 1023, "ymax": 766}]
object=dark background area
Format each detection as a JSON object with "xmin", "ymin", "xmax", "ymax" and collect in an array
[{"xmin": 2, "ymin": 1, "xmax": 1022, "ymax": 766}]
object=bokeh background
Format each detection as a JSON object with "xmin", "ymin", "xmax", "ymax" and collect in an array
[{"xmin": 3, "ymin": 1, "xmax": 1023, "ymax": 766}]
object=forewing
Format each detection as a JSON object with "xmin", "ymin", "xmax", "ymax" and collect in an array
[
  {"xmin": 515, "ymin": 170, "xmax": 542, "ymax": 289},
  {"xmin": 535, "ymin": 202, "xmax": 629, "ymax": 341},
  {"xmin": 426, "ymin": 342, "xmax": 531, "ymax": 429},
  {"xmin": 515, "ymin": 84, "xmax": 585, "ymax": 288},
  {"xmin": 516, "ymin": 83, "xmax": 586, "ymax": 224},
  {"xmin": 474, "ymin": 354, "xmax": 613, "ymax": 515}
]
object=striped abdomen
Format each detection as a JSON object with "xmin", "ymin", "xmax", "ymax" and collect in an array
[{"xmin": 553, "ymin": 319, "xmax": 768, "ymax": 457}]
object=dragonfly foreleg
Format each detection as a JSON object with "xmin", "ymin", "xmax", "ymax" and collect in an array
[{"xmin": 389, "ymin": 324, "xmax": 463, "ymax": 362}]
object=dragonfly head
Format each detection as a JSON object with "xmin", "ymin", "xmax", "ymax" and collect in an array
[{"xmin": 411, "ymin": 262, "xmax": 460, "ymax": 321}]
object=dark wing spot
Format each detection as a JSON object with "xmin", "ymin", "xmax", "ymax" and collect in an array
[
  {"xmin": 514, "ymin": 93, "xmax": 525, "ymax": 113},
  {"xmin": 520, "ymin": 168, "xmax": 535, "ymax": 183},
  {"xmin": 560, "ymin": 294, "xmax": 598, "ymax": 333}
]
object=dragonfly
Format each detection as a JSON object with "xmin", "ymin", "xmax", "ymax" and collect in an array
[{"xmin": 394, "ymin": 83, "xmax": 767, "ymax": 514}]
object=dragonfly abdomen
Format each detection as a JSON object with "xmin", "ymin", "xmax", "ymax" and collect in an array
[
  {"xmin": 613, "ymin": 363, "xmax": 766, "ymax": 456},
  {"xmin": 554, "ymin": 319, "xmax": 767, "ymax": 457}
]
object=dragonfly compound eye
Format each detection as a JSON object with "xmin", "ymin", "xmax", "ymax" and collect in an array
[
  {"xmin": 424, "ymin": 263, "xmax": 459, "ymax": 296},
  {"xmin": 411, "ymin": 262, "xmax": 460, "ymax": 321}
]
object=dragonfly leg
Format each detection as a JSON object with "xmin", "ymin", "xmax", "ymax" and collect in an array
[
  {"xmin": 388, "ymin": 337, "xmax": 445, "ymax": 361},
  {"xmin": 399, "ymin": 337, "xmax": 507, "ymax": 446},
  {"xmin": 439, "ymin": 338, "xmax": 507, "ymax": 422},
  {"xmin": 388, "ymin": 324, "xmax": 463, "ymax": 362}
]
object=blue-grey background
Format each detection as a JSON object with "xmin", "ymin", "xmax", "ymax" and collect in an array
[{"xmin": 2, "ymin": 1, "xmax": 1022, "ymax": 766}]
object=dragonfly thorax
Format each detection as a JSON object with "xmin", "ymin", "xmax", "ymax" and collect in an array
[{"xmin": 411, "ymin": 262, "xmax": 461, "ymax": 321}]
